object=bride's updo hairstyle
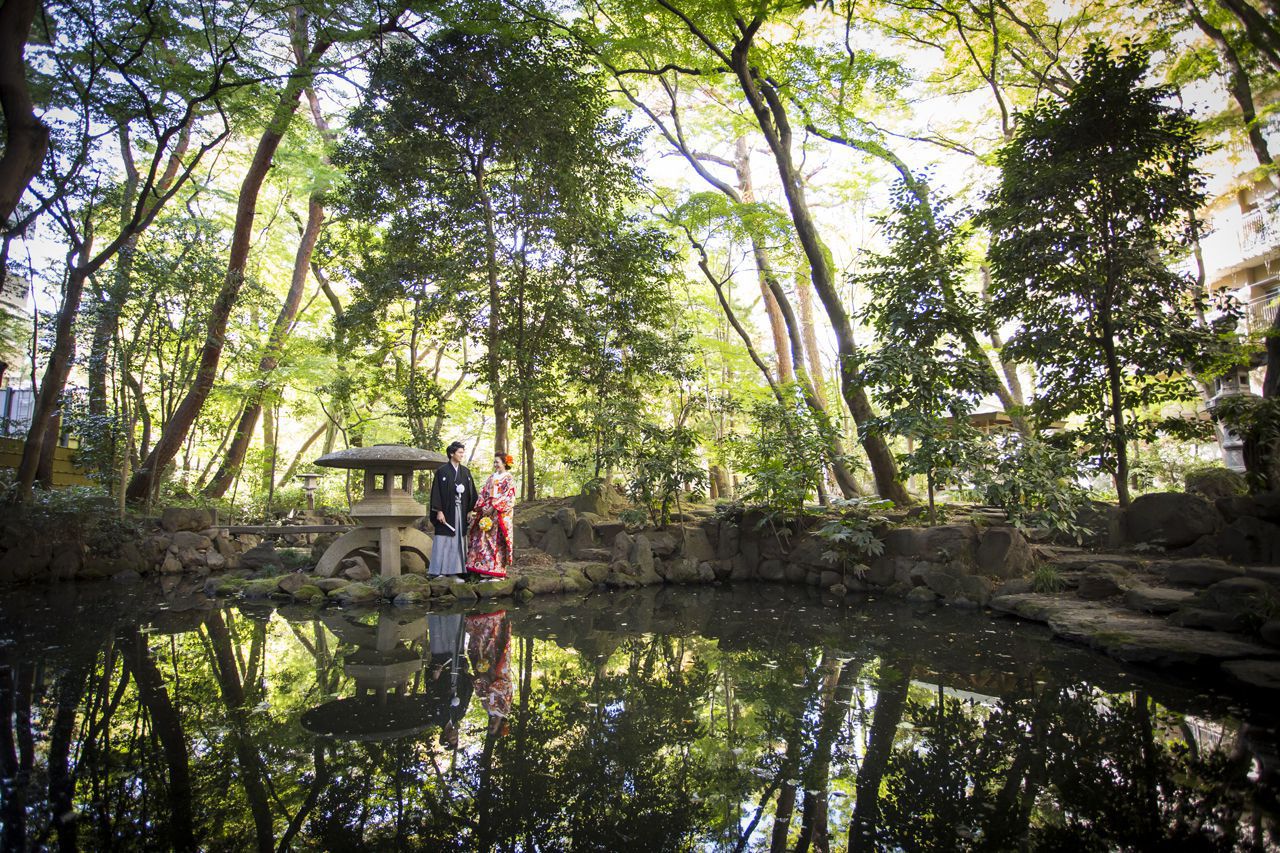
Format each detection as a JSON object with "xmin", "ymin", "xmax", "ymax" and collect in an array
[{"xmin": 496, "ymin": 452, "xmax": 514, "ymax": 470}]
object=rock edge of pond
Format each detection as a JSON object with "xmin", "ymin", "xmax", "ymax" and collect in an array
[{"xmin": 5, "ymin": 489, "xmax": 1280, "ymax": 694}]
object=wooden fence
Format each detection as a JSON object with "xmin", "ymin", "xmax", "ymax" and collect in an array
[{"xmin": 0, "ymin": 437, "xmax": 95, "ymax": 487}]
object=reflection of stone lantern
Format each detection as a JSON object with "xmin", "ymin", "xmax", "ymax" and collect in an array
[
  {"xmin": 1207, "ymin": 365, "xmax": 1258, "ymax": 473},
  {"xmin": 300, "ymin": 611, "xmax": 432, "ymax": 742},
  {"xmin": 312, "ymin": 445, "xmax": 444, "ymax": 579},
  {"xmin": 296, "ymin": 472, "xmax": 322, "ymax": 510}
]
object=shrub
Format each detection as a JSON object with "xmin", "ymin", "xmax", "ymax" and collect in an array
[
  {"xmin": 813, "ymin": 497, "xmax": 893, "ymax": 572},
  {"xmin": 1183, "ymin": 464, "xmax": 1246, "ymax": 501}
]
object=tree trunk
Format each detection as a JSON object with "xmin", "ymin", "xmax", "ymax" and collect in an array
[
  {"xmin": 88, "ymin": 121, "xmax": 193, "ymax": 417},
  {"xmin": 810, "ymin": 128, "xmax": 1029, "ymax": 434},
  {"xmin": 203, "ymin": 612, "xmax": 274, "ymax": 851},
  {"xmin": 128, "ymin": 48, "xmax": 321, "ymax": 501},
  {"xmin": 1100, "ymin": 323, "xmax": 1131, "ymax": 506},
  {"xmin": 46, "ymin": 662, "xmax": 90, "ymax": 853},
  {"xmin": 727, "ymin": 39, "xmax": 908, "ymax": 503},
  {"xmin": 795, "ymin": 270, "xmax": 828, "ymax": 408},
  {"xmin": 522, "ymin": 397, "xmax": 535, "ymax": 500},
  {"xmin": 1214, "ymin": 0, "xmax": 1280, "ymax": 73},
  {"xmin": 737, "ymin": 138, "xmax": 795, "ymax": 383},
  {"xmin": 203, "ymin": 193, "xmax": 324, "ymax": 498},
  {"xmin": 275, "ymin": 422, "xmax": 327, "ymax": 488},
  {"xmin": 476, "ymin": 165, "xmax": 509, "ymax": 451},
  {"xmin": 119, "ymin": 626, "xmax": 194, "ymax": 852},
  {"xmin": 731, "ymin": 139, "xmax": 862, "ymax": 498},
  {"xmin": 797, "ymin": 654, "xmax": 858, "ymax": 853},
  {"xmin": 979, "ymin": 265, "xmax": 1026, "ymax": 407},
  {"xmin": 848, "ymin": 659, "xmax": 912, "ymax": 851},
  {"xmin": 16, "ymin": 243, "xmax": 90, "ymax": 497},
  {"xmin": 0, "ymin": 0, "xmax": 49, "ymax": 228},
  {"xmin": 1187, "ymin": 1, "xmax": 1278, "ymax": 190},
  {"xmin": 35, "ymin": 409, "xmax": 58, "ymax": 488},
  {"xmin": 260, "ymin": 403, "xmax": 276, "ymax": 499}
]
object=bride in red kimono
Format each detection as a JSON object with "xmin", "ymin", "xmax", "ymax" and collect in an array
[{"xmin": 465, "ymin": 453, "xmax": 516, "ymax": 579}]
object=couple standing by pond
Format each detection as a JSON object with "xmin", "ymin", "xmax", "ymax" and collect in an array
[{"xmin": 428, "ymin": 441, "xmax": 515, "ymax": 580}]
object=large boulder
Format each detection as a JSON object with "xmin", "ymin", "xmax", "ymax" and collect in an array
[
  {"xmin": 1217, "ymin": 490, "xmax": 1280, "ymax": 524},
  {"xmin": 1152, "ymin": 558, "xmax": 1245, "ymax": 588},
  {"xmin": 717, "ymin": 521, "xmax": 740, "ymax": 561},
  {"xmin": 240, "ymin": 543, "xmax": 284, "ymax": 573},
  {"xmin": 554, "ymin": 507, "xmax": 578, "ymax": 537},
  {"xmin": 612, "ymin": 531, "xmax": 635, "ymax": 564},
  {"xmin": 630, "ymin": 535, "xmax": 656, "ymax": 576},
  {"xmin": 1215, "ymin": 516, "xmax": 1280, "ymax": 564},
  {"xmin": 573, "ymin": 481, "xmax": 622, "ymax": 516},
  {"xmin": 1185, "ymin": 466, "xmax": 1247, "ymax": 501},
  {"xmin": 329, "ymin": 582, "xmax": 380, "ymax": 605},
  {"xmin": 676, "ymin": 525, "xmax": 716, "ymax": 563},
  {"xmin": 1125, "ymin": 586, "xmax": 1195, "ymax": 614},
  {"xmin": 542, "ymin": 523, "xmax": 571, "ymax": 558},
  {"xmin": 646, "ymin": 531, "xmax": 678, "ymax": 558},
  {"xmin": 171, "ymin": 530, "xmax": 212, "ymax": 551},
  {"xmin": 663, "ymin": 558, "xmax": 701, "ymax": 584},
  {"xmin": 976, "ymin": 527, "xmax": 1034, "ymax": 579},
  {"xmin": 758, "ymin": 559, "xmax": 785, "ymax": 582},
  {"xmin": 1195, "ymin": 576, "xmax": 1276, "ymax": 619},
  {"xmin": 1122, "ymin": 492, "xmax": 1219, "ymax": 548},
  {"xmin": 401, "ymin": 549, "xmax": 428, "ymax": 575},
  {"xmin": 920, "ymin": 525, "xmax": 979, "ymax": 568},
  {"xmin": 1076, "ymin": 567, "xmax": 1133, "ymax": 601},
  {"xmin": 160, "ymin": 507, "xmax": 215, "ymax": 533},
  {"xmin": 1072, "ymin": 501, "xmax": 1124, "ymax": 548},
  {"xmin": 921, "ymin": 567, "xmax": 963, "ymax": 599},
  {"xmin": 276, "ymin": 573, "xmax": 310, "ymax": 595},
  {"xmin": 569, "ymin": 518, "xmax": 597, "ymax": 557},
  {"xmin": 881, "ymin": 528, "xmax": 927, "ymax": 559}
]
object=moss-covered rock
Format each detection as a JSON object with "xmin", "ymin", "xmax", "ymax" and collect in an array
[
  {"xmin": 474, "ymin": 579, "xmax": 516, "ymax": 599},
  {"xmin": 387, "ymin": 574, "xmax": 430, "ymax": 598},
  {"xmin": 242, "ymin": 578, "xmax": 281, "ymax": 600},
  {"xmin": 211, "ymin": 577, "xmax": 249, "ymax": 596},
  {"xmin": 329, "ymin": 582, "xmax": 380, "ymax": 605},
  {"xmin": 292, "ymin": 584, "xmax": 323, "ymax": 602}
]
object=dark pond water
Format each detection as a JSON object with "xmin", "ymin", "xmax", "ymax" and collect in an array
[{"xmin": 1, "ymin": 581, "xmax": 1277, "ymax": 851}]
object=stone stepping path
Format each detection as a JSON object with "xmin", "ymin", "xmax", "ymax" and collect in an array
[{"xmin": 990, "ymin": 593, "xmax": 1280, "ymax": 669}]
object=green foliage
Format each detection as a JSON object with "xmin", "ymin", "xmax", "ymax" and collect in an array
[
  {"xmin": 969, "ymin": 435, "xmax": 1092, "ymax": 542},
  {"xmin": 1214, "ymin": 395, "xmax": 1280, "ymax": 492},
  {"xmin": 731, "ymin": 390, "xmax": 843, "ymax": 522},
  {"xmin": 983, "ymin": 44, "xmax": 1212, "ymax": 503},
  {"xmin": 1181, "ymin": 462, "xmax": 1247, "ymax": 499},
  {"xmin": 813, "ymin": 497, "xmax": 892, "ymax": 571},
  {"xmin": 624, "ymin": 422, "xmax": 707, "ymax": 527},
  {"xmin": 856, "ymin": 179, "xmax": 995, "ymax": 522}
]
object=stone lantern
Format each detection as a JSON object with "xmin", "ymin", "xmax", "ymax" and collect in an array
[
  {"xmin": 300, "ymin": 611, "xmax": 433, "ymax": 742},
  {"xmin": 296, "ymin": 472, "xmax": 322, "ymax": 510},
  {"xmin": 1207, "ymin": 365, "xmax": 1259, "ymax": 473},
  {"xmin": 312, "ymin": 444, "xmax": 445, "ymax": 579}
]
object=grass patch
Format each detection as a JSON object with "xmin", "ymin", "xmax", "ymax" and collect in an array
[{"xmin": 1032, "ymin": 564, "xmax": 1066, "ymax": 594}]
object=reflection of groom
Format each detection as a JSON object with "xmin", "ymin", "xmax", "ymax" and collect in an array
[{"xmin": 429, "ymin": 441, "xmax": 477, "ymax": 577}]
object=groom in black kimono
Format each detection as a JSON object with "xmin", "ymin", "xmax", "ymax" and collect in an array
[{"xmin": 429, "ymin": 441, "xmax": 478, "ymax": 577}]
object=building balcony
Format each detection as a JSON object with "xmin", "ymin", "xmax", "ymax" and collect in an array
[
  {"xmin": 1240, "ymin": 203, "xmax": 1278, "ymax": 257},
  {"xmin": 1247, "ymin": 292, "xmax": 1278, "ymax": 332}
]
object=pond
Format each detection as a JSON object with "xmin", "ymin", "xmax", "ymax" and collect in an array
[{"xmin": 1, "ymin": 582, "xmax": 1277, "ymax": 851}]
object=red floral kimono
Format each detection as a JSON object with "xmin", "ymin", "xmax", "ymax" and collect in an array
[
  {"xmin": 465, "ymin": 471, "xmax": 515, "ymax": 578},
  {"xmin": 466, "ymin": 611, "xmax": 512, "ymax": 723}
]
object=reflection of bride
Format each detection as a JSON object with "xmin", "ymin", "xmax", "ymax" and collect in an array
[{"xmin": 466, "ymin": 610, "xmax": 512, "ymax": 736}]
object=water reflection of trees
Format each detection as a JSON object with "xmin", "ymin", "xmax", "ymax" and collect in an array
[{"xmin": 0, "ymin": 598, "xmax": 1275, "ymax": 850}]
